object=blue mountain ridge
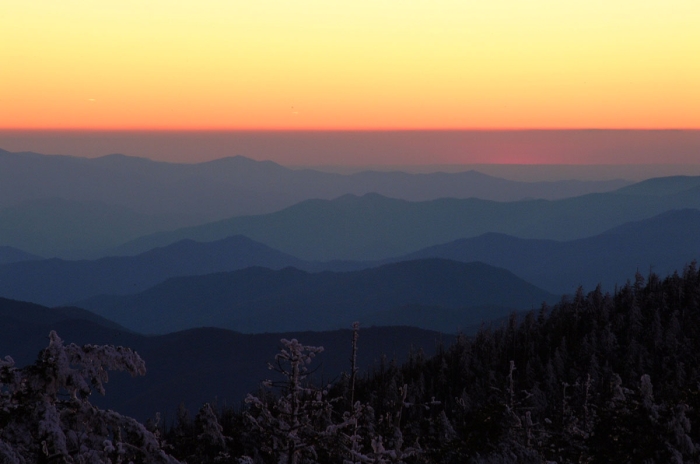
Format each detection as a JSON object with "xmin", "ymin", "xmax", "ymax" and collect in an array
[
  {"xmin": 74, "ymin": 258, "xmax": 557, "ymax": 335},
  {"xmin": 0, "ymin": 296, "xmax": 449, "ymax": 421},
  {"xmin": 110, "ymin": 177, "xmax": 700, "ymax": 261},
  {"xmin": 0, "ymin": 148, "xmax": 630, "ymax": 258},
  {"xmin": 1, "ymin": 208, "xmax": 699, "ymax": 308}
]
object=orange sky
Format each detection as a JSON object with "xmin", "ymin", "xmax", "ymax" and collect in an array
[{"xmin": 2, "ymin": 1, "xmax": 699, "ymax": 130}]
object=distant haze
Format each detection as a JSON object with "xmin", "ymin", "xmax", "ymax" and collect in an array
[{"xmin": 2, "ymin": 130, "xmax": 700, "ymax": 181}]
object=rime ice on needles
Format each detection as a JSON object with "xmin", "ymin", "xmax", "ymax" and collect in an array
[
  {"xmin": 0, "ymin": 331, "xmax": 180, "ymax": 464},
  {"xmin": 245, "ymin": 338, "xmax": 334, "ymax": 464}
]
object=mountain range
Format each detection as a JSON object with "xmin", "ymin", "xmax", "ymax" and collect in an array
[
  {"xmin": 113, "ymin": 178, "xmax": 700, "ymax": 261},
  {"xmin": 399, "ymin": 208, "xmax": 700, "ymax": 294},
  {"xmin": 4, "ymin": 149, "xmax": 700, "ymax": 262},
  {"xmin": 0, "ymin": 246, "xmax": 40, "ymax": 265},
  {"xmin": 0, "ymin": 148, "xmax": 630, "ymax": 258},
  {"xmin": 0, "ymin": 296, "xmax": 449, "ymax": 421},
  {"xmin": 1, "ymin": 208, "xmax": 699, "ymax": 309},
  {"xmin": 0, "ymin": 197, "xmax": 186, "ymax": 258},
  {"xmin": 74, "ymin": 259, "xmax": 557, "ymax": 334},
  {"xmin": 0, "ymin": 148, "xmax": 629, "ymax": 218},
  {"xmin": 0, "ymin": 235, "xmax": 307, "ymax": 307}
]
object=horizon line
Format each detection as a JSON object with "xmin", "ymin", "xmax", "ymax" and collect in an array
[
  {"xmin": 2, "ymin": 147, "xmax": 699, "ymax": 168},
  {"xmin": 2, "ymin": 127, "xmax": 700, "ymax": 133}
]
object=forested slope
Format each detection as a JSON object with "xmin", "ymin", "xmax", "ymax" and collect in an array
[{"xmin": 161, "ymin": 264, "xmax": 700, "ymax": 463}]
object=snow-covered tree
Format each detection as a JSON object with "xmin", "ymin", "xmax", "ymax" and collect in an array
[
  {"xmin": 244, "ymin": 338, "xmax": 337, "ymax": 464},
  {"xmin": 0, "ymin": 331, "xmax": 179, "ymax": 464},
  {"xmin": 186, "ymin": 403, "xmax": 232, "ymax": 463}
]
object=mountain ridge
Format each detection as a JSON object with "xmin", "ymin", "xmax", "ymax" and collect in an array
[
  {"xmin": 397, "ymin": 208, "xmax": 700, "ymax": 294},
  {"xmin": 3, "ymin": 208, "xmax": 699, "ymax": 307},
  {"xmin": 0, "ymin": 246, "xmax": 41, "ymax": 265},
  {"xmin": 0, "ymin": 295, "xmax": 450, "ymax": 421},
  {"xmin": 75, "ymin": 258, "xmax": 557, "ymax": 335},
  {"xmin": 0, "ymin": 149, "xmax": 631, "ymax": 256},
  {"xmin": 0, "ymin": 235, "xmax": 307, "ymax": 306},
  {"xmin": 110, "ymin": 182, "xmax": 700, "ymax": 261}
]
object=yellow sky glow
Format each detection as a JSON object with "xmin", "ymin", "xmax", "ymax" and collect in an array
[{"xmin": 2, "ymin": 0, "xmax": 699, "ymax": 129}]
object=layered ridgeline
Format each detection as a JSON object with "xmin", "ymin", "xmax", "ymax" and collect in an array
[
  {"xmin": 0, "ymin": 236, "xmax": 307, "ymax": 307},
  {"xmin": 0, "ymin": 148, "xmax": 628, "ymax": 217},
  {"xmin": 0, "ymin": 197, "xmax": 187, "ymax": 259},
  {"xmin": 0, "ymin": 148, "xmax": 632, "ymax": 259},
  {"xmin": 2, "ymin": 147, "xmax": 699, "ymax": 262},
  {"xmin": 2, "ymin": 209, "xmax": 700, "ymax": 307},
  {"xmin": 0, "ymin": 297, "xmax": 448, "ymax": 421},
  {"xmin": 74, "ymin": 259, "xmax": 557, "ymax": 334},
  {"xmin": 113, "ymin": 176, "xmax": 700, "ymax": 261},
  {"xmin": 397, "ymin": 208, "xmax": 700, "ymax": 294}
]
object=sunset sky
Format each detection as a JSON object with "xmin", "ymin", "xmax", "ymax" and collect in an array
[{"xmin": 2, "ymin": 0, "xmax": 699, "ymax": 131}]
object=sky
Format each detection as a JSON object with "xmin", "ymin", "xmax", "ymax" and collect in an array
[{"xmin": 2, "ymin": 0, "xmax": 699, "ymax": 131}]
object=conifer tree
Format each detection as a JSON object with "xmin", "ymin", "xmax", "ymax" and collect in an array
[
  {"xmin": 244, "ymin": 338, "xmax": 335, "ymax": 464},
  {"xmin": 0, "ymin": 331, "xmax": 179, "ymax": 464}
]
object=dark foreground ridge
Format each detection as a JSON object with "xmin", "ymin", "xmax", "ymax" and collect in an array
[{"xmin": 0, "ymin": 297, "xmax": 448, "ymax": 421}]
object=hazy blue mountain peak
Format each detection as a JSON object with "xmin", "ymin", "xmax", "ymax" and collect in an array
[
  {"xmin": 145, "ymin": 234, "xmax": 259, "ymax": 252},
  {"xmin": 393, "ymin": 208, "xmax": 700, "ymax": 294},
  {"xmin": 91, "ymin": 153, "xmax": 159, "ymax": 165},
  {"xmin": 200, "ymin": 155, "xmax": 286, "ymax": 169},
  {"xmin": 0, "ymin": 149, "xmax": 57, "ymax": 160},
  {"xmin": 0, "ymin": 232, "xmax": 316, "ymax": 306},
  {"xmin": 332, "ymin": 192, "xmax": 400, "ymax": 202},
  {"xmin": 0, "ymin": 246, "xmax": 42, "ymax": 265},
  {"xmin": 616, "ymin": 175, "xmax": 700, "ymax": 197},
  {"xmin": 600, "ymin": 208, "xmax": 700, "ymax": 236},
  {"xmin": 205, "ymin": 154, "xmax": 258, "ymax": 164},
  {"xmin": 75, "ymin": 257, "xmax": 556, "ymax": 334}
]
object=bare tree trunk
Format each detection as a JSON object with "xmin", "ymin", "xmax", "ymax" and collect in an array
[{"xmin": 350, "ymin": 322, "xmax": 360, "ymax": 408}]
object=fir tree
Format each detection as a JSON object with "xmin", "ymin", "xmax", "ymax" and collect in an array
[{"xmin": 0, "ymin": 331, "xmax": 179, "ymax": 464}]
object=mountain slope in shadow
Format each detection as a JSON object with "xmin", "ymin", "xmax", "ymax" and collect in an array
[
  {"xmin": 76, "ymin": 259, "xmax": 557, "ymax": 335},
  {"xmin": 111, "ymin": 177, "xmax": 700, "ymax": 261},
  {"xmin": 398, "ymin": 208, "xmax": 700, "ymax": 294},
  {"xmin": 615, "ymin": 176, "xmax": 700, "ymax": 197},
  {"xmin": 0, "ymin": 235, "xmax": 306, "ymax": 307},
  {"xmin": 0, "ymin": 296, "xmax": 451, "ymax": 421},
  {"xmin": 3, "ymin": 208, "xmax": 699, "ymax": 310},
  {"xmin": 0, "ymin": 246, "xmax": 41, "ymax": 265}
]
